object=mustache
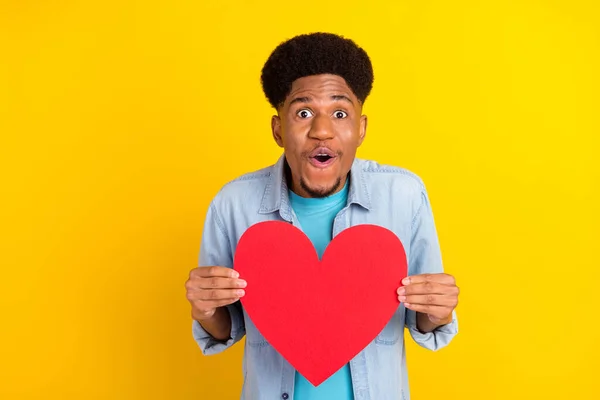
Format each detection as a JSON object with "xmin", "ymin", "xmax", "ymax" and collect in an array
[{"xmin": 302, "ymin": 145, "xmax": 343, "ymax": 158}]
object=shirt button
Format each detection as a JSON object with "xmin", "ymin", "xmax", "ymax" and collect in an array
[{"xmin": 282, "ymin": 393, "xmax": 289, "ymax": 400}]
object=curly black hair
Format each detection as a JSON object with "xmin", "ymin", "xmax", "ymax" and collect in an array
[{"xmin": 260, "ymin": 32, "xmax": 374, "ymax": 109}]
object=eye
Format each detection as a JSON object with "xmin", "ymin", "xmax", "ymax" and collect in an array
[
  {"xmin": 334, "ymin": 110, "xmax": 348, "ymax": 119},
  {"xmin": 297, "ymin": 109, "xmax": 313, "ymax": 119}
]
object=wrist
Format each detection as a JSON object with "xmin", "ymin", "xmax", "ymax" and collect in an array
[
  {"xmin": 428, "ymin": 313, "xmax": 453, "ymax": 326},
  {"xmin": 193, "ymin": 307, "xmax": 220, "ymax": 323},
  {"xmin": 416, "ymin": 311, "xmax": 452, "ymax": 333},
  {"xmin": 195, "ymin": 307, "xmax": 231, "ymax": 341}
]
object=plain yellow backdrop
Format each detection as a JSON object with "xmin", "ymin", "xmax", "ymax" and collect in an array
[{"xmin": 1, "ymin": 0, "xmax": 599, "ymax": 399}]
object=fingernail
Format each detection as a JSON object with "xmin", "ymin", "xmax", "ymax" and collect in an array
[
  {"xmin": 236, "ymin": 289, "xmax": 245, "ymax": 297},
  {"xmin": 397, "ymin": 287, "xmax": 405, "ymax": 295},
  {"xmin": 238, "ymin": 279, "xmax": 247, "ymax": 288},
  {"xmin": 402, "ymin": 277, "xmax": 410, "ymax": 285},
  {"xmin": 398, "ymin": 296, "xmax": 406, "ymax": 302},
  {"xmin": 404, "ymin": 302, "xmax": 411, "ymax": 307},
  {"xmin": 232, "ymin": 270, "xmax": 239, "ymax": 278}
]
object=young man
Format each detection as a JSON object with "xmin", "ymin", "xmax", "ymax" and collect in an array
[{"xmin": 185, "ymin": 32, "xmax": 459, "ymax": 400}]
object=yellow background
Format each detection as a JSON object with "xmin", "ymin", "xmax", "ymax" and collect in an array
[{"xmin": 1, "ymin": 0, "xmax": 599, "ymax": 399}]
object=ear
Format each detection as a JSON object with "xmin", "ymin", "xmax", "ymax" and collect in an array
[
  {"xmin": 272, "ymin": 115, "xmax": 283, "ymax": 147},
  {"xmin": 358, "ymin": 114, "xmax": 367, "ymax": 146}
]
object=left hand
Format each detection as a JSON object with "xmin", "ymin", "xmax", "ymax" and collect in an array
[{"xmin": 397, "ymin": 273, "xmax": 459, "ymax": 325}]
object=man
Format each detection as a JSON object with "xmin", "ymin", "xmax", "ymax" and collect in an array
[{"xmin": 185, "ymin": 32, "xmax": 459, "ymax": 400}]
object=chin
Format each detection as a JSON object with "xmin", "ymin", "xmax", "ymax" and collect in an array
[{"xmin": 300, "ymin": 176, "xmax": 342, "ymax": 198}]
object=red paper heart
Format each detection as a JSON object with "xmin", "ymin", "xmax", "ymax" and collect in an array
[{"xmin": 234, "ymin": 221, "xmax": 407, "ymax": 386}]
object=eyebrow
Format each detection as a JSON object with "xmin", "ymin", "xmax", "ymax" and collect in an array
[
  {"xmin": 331, "ymin": 95, "xmax": 354, "ymax": 105},
  {"xmin": 288, "ymin": 94, "xmax": 354, "ymax": 107},
  {"xmin": 289, "ymin": 96, "xmax": 311, "ymax": 106}
]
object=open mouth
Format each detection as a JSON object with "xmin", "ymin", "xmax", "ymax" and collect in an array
[
  {"xmin": 309, "ymin": 147, "xmax": 337, "ymax": 167},
  {"xmin": 314, "ymin": 154, "xmax": 333, "ymax": 163}
]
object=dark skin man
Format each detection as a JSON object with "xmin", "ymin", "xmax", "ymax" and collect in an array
[{"xmin": 185, "ymin": 73, "xmax": 459, "ymax": 339}]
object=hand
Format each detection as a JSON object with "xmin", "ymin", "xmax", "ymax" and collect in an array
[
  {"xmin": 397, "ymin": 273, "xmax": 459, "ymax": 325},
  {"xmin": 185, "ymin": 266, "xmax": 247, "ymax": 321}
]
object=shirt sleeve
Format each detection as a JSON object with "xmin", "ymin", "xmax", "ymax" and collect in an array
[
  {"xmin": 192, "ymin": 201, "xmax": 246, "ymax": 355},
  {"xmin": 405, "ymin": 187, "xmax": 458, "ymax": 351}
]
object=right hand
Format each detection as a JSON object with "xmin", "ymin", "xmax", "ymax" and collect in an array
[{"xmin": 185, "ymin": 266, "xmax": 247, "ymax": 321}]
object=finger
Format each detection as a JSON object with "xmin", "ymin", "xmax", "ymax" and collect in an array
[
  {"xmin": 398, "ymin": 294, "xmax": 457, "ymax": 308},
  {"xmin": 398, "ymin": 282, "xmax": 455, "ymax": 296},
  {"xmin": 190, "ymin": 266, "xmax": 239, "ymax": 279},
  {"xmin": 402, "ymin": 303, "xmax": 451, "ymax": 318},
  {"xmin": 185, "ymin": 277, "xmax": 246, "ymax": 293},
  {"xmin": 196, "ymin": 277, "xmax": 247, "ymax": 290},
  {"xmin": 401, "ymin": 273, "xmax": 455, "ymax": 286},
  {"xmin": 193, "ymin": 297, "xmax": 240, "ymax": 311},
  {"xmin": 188, "ymin": 288, "xmax": 245, "ymax": 301}
]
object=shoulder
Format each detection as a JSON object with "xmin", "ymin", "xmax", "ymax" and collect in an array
[
  {"xmin": 355, "ymin": 158, "xmax": 435, "ymax": 227},
  {"xmin": 221, "ymin": 164, "xmax": 274, "ymax": 192},
  {"xmin": 356, "ymin": 158, "xmax": 427, "ymax": 194},
  {"xmin": 209, "ymin": 163, "xmax": 275, "ymax": 208}
]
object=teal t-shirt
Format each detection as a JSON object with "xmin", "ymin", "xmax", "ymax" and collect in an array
[{"xmin": 288, "ymin": 181, "xmax": 354, "ymax": 400}]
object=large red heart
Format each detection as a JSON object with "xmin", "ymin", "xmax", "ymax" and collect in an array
[{"xmin": 233, "ymin": 221, "xmax": 407, "ymax": 386}]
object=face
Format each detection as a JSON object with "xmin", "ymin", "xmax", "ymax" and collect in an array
[{"xmin": 271, "ymin": 74, "xmax": 367, "ymax": 198}]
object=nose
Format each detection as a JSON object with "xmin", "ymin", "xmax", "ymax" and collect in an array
[{"xmin": 308, "ymin": 114, "xmax": 334, "ymax": 141}]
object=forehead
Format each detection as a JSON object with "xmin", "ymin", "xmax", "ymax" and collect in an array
[{"xmin": 286, "ymin": 74, "xmax": 355, "ymax": 100}]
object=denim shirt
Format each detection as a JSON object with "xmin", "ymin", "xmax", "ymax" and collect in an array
[{"xmin": 192, "ymin": 155, "xmax": 458, "ymax": 400}]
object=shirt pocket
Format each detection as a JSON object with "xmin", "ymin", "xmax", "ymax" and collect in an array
[
  {"xmin": 244, "ymin": 313, "xmax": 270, "ymax": 347},
  {"xmin": 374, "ymin": 306, "xmax": 404, "ymax": 346}
]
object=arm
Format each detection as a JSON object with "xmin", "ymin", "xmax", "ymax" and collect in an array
[
  {"xmin": 402, "ymin": 188, "xmax": 459, "ymax": 350},
  {"xmin": 191, "ymin": 201, "xmax": 246, "ymax": 355}
]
